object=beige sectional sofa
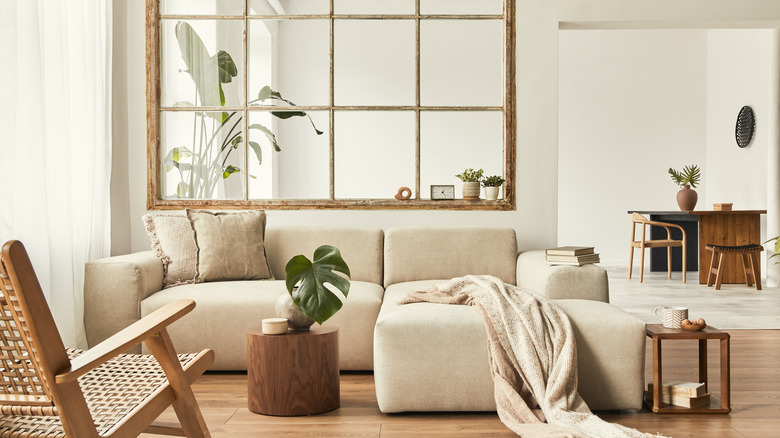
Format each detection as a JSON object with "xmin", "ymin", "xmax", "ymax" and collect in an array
[{"xmin": 84, "ymin": 225, "xmax": 645, "ymax": 411}]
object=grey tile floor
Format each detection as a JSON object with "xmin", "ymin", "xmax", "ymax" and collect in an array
[{"xmin": 606, "ymin": 266, "xmax": 780, "ymax": 329}]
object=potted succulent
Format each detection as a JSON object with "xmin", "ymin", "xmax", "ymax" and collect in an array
[
  {"xmin": 455, "ymin": 168, "xmax": 484, "ymax": 200},
  {"xmin": 275, "ymin": 245, "xmax": 351, "ymax": 330},
  {"xmin": 481, "ymin": 175, "xmax": 505, "ymax": 200},
  {"xmin": 668, "ymin": 165, "xmax": 701, "ymax": 211}
]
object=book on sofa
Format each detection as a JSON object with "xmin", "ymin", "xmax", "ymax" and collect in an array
[{"xmin": 545, "ymin": 246, "xmax": 600, "ymax": 265}]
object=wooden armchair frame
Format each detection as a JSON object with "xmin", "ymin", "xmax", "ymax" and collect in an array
[
  {"xmin": 629, "ymin": 213, "xmax": 687, "ymax": 283},
  {"xmin": 0, "ymin": 240, "xmax": 214, "ymax": 437}
]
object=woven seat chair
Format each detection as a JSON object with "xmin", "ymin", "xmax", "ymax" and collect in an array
[
  {"xmin": 0, "ymin": 240, "xmax": 214, "ymax": 437},
  {"xmin": 705, "ymin": 243, "xmax": 764, "ymax": 290},
  {"xmin": 629, "ymin": 212, "xmax": 687, "ymax": 283}
]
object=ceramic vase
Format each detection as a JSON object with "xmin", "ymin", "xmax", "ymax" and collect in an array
[
  {"xmin": 676, "ymin": 185, "xmax": 698, "ymax": 211},
  {"xmin": 484, "ymin": 186, "xmax": 500, "ymax": 200},
  {"xmin": 275, "ymin": 292, "xmax": 315, "ymax": 330},
  {"xmin": 462, "ymin": 181, "xmax": 481, "ymax": 200}
]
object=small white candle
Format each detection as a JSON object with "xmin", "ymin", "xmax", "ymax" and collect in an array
[{"xmin": 262, "ymin": 318, "xmax": 288, "ymax": 335}]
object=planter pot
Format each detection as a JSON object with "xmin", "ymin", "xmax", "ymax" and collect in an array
[
  {"xmin": 462, "ymin": 181, "xmax": 481, "ymax": 200},
  {"xmin": 275, "ymin": 292, "xmax": 315, "ymax": 330},
  {"xmin": 484, "ymin": 186, "xmax": 500, "ymax": 200},
  {"xmin": 676, "ymin": 185, "xmax": 698, "ymax": 211}
]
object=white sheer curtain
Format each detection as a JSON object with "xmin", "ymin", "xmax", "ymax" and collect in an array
[{"xmin": 0, "ymin": 0, "xmax": 112, "ymax": 348}]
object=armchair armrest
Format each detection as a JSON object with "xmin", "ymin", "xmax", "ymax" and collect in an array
[
  {"xmin": 58, "ymin": 299, "xmax": 195, "ymax": 383},
  {"xmin": 84, "ymin": 251, "xmax": 164, "ymax": 351},
  {"xmin": 516, "ymin": 250, "xmax": 609, "ymax": 302}
]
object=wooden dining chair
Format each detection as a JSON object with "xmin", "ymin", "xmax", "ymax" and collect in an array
[
  {"xmin": 629, "ymin": 213, "xmax": 687, "ymax": 283},
  {"xmin": 0, "ymin": 240, "xmax": 214, "ymax": 437}
]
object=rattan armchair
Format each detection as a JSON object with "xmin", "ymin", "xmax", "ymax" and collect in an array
[
  {"xmin": 629, "ymin": 212, "xmax": 687, "ymax": 283},
  {"xmin": 0, "ymin": 240, "xmax": 214, "ymax": 437}
]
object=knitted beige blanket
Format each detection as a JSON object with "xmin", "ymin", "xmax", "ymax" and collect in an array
[{"xmin": 401, "ymin": 275, "xmax": 660, "ymax": 438}]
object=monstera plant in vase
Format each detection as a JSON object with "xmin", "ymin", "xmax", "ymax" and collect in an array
[
  {"xmin": 275, "ymin": 245, "xmax": 351, "ymax": 330},
  {"xmin": 668, "ymin": 165, "xmax": 701, "ymax": 211}
]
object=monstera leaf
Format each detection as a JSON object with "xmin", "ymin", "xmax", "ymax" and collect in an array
[{"xmin": 285, "ymin": 245, "xmax": 351, "ymax": 324}]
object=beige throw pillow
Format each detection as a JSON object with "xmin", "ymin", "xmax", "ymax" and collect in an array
[
  {"xmin": 143, "ymin": 213, "xmax": 198, "ymax": 288},
  {"xmin": 187, "ymin": 209, "xmax": 273, "ymax": 282}
]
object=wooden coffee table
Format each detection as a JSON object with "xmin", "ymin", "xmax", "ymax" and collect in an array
[
  {"xmin": 247, "ymin": 326, "xmax": 339, "ymax": 416},
  {"xmin": 644, "ymin": 324, "xmax": 730, "ymax": 414}
]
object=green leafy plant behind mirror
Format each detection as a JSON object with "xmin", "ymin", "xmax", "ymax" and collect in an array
[
  {"xmin": 164, "ymin": 21, "xmax": 323, "ymax": 199},
  {"xmin": 285, "ymin": 245, "xmax": 351, "ymax": 325}
]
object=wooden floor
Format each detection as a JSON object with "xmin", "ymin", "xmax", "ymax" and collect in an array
[{"xmin": 141, "ymin": 330, "xmax": 779, "ymax": 438}]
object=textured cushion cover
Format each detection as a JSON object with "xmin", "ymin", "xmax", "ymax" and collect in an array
[
  {"xmin": 141, "ymin": 280, "xmax": 383, "ymax": 370},
  {"xmin": 374, "ymin": 282, "xmax": 646, "ymax": 412},
  {"xmin": 142, "ymin": 213, "xmax": 198, "ymax": 288},
  {"xmin": 187, "ymin": 209, "xmax": 273, "ymax": 282},
  {"xmin": 383, "ymin": 227, "xmax": 518, "ymax": 288}
]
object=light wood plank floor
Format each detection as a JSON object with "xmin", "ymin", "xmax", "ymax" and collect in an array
[{"xmin": 143, "ymin": 330, "xmax": 779, "ymax": 438}]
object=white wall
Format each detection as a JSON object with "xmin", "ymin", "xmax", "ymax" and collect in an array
[
  {"xmin": 705, "ymin": 29, "xmax": 775, "ymax": 211},
  {"xmin": 558, "ymin": 29, "xmax": 708, "ymax": 265},
  {"xmin": 558, "ymin": 28, "xmax": 777, "ymax": 266},
  {"xmin": 111, "ymin": 0, "xmax": 780, "ymax": 259}
]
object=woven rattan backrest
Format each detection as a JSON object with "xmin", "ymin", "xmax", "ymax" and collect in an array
[{"xmin": 0, "ymin": 242, "xmax": 70, "ymax": 410}]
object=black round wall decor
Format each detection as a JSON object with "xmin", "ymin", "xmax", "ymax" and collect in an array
[{"xmin": 735, "ymin": 105, "xmax": 755, "ymax": 148}]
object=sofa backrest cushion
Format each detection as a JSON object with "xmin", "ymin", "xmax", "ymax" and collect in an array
[
  {"xmin": 265, "ymin": 227, "xmax": 384, "ymax": 285},
  {"xmin": 383, "ymin": 227, "xmax": 517, "ymax": 288}
]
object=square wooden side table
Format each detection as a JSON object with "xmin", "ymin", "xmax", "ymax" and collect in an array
[{"xmin": 644, "ymin": 324, "xmax": 730, "ymax": 414}]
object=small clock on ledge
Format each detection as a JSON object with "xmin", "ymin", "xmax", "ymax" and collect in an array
[{"xmin": 430, "ymin": 185, "xmax": 455, "ymax": 200}]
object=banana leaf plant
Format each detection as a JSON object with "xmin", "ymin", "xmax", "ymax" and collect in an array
[
  {"xmin": 163, "ymin": 21, "xmax": 322, "ymax": 198},
  {"xmin": 285, "ymin": 245, "xmax": 351, "ymax": 325}
]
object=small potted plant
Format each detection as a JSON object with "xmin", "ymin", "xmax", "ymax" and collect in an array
[
  {"xmin": 455, "ymin": 168, "xmax": 484, "ymax": 200},
  {"xmin": 481, "ymin": 175, "xmax": 505, "ymax": 200},
  {"xmin": 275, "ymin": 245, "xmax": 351, "ymax": 330},
  {"xmin": 668, "ymin": 165, "xmax": 701, "ymax": 211}
]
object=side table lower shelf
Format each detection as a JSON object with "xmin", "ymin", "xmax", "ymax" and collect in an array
[
  {"xmin": 643, "ymin": 393, "xmax": 730, "ymax": 414},
  {"xmin": 645, "ymin": 323, "xmax": 731, "ymax": 414}
]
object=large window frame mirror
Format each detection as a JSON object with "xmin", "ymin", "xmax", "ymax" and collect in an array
[{"xmin": 146, "ymin": 0, "xmax": 516, "ymax": 210}]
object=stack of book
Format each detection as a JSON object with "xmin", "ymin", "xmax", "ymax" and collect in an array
[
  {"xmin": 646, "ymin": 381, "xmax": 710, "ymax": 408},
  {"xmin": 545, "ymin": 246, "xmax": 600, "ymax": 266}
]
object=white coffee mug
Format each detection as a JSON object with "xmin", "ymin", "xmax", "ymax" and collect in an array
[{"xmin": 654, "ymin": 306, "xmax": 688, "ymax": 329}]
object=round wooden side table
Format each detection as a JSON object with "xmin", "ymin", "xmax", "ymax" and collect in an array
[{"xmin": 247, "ymin": 326, "xmax": 339, "ymax": 416}]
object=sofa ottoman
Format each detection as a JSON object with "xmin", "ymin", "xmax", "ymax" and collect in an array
[{"xmin": 374, "ymin": 283, "xmax": 645, "ymax": 412}]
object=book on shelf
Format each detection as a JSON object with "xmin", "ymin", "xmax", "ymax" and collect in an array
[
  {"xmin": 647, "ymin": 381, "xmax": 706, "ymax": 398},
  {"xmin": 545, "ymin": 246, "xmax": 595, "ymax": 256},
  {"xmin": 644, "ymin": 390, "xmax": 711, "ymax": 408}
]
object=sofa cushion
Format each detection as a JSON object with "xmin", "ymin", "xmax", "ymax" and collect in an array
[
  {"xmin": 265, "ymin": 227, "xmax": 383, "ymax": 285},
  {"xmin": 383, "ymin": 227, "xmax": 517, "ymax": 288},
  {"xmin": 141, "ymin": 280, "xmax": 383, "ymax": 370},
  {"xmin": 374, "ymin": 280, "xmax": 496, "ymax": 412},
  {"xmin": 374, "ymin": 281, "xmax": 646, "ymax": 412},
  {"xmin": 187, "ymin": 209, "xmax": 273, "ymax": 282},
  {"xmin": 142, "ymin": 213, "xmax": 198, "ymax": 288}
]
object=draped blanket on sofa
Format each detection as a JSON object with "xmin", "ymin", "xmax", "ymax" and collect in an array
[{"xmin": 401, "ymin": 275, "xmax": 659, "ymax": 438}]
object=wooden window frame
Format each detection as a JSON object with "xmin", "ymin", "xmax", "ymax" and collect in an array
[{"xmin": 146, "ymin": 0, "xmax": 515, "ymax": 210}]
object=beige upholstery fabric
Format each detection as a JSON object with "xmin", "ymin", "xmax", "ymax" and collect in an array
[
  {"xmin": 383, "ymin": 227, "xmax": 517, "ymax": 288},
  {"xmin": 141, "ymin": 280, "xmax": 383, "ymax": 370},
  {"xmin": 516, "ymin": 250, "xmax": 609, "ymax": 302},
  {"xmin": 374, "ymin": 281, "xmax": 496, "ymax": 412},
  {"xmin": 187, "ymin": 209, "xmax": 272, "ymax": 282},
  {"xmin": 554, "ymin": 299, "xmax": 646, "ymax": 411},
  {"xmin": 84, "ymin": 251, "xmax": 164, "ymax": 353},
  {"xmin": 142, "ymin": 213, "xmax": 198, "ymax": 288},
  {"xmin": 374, "ymin": 282, "xmax": 645, "ymax": 412},
  {"xmin": 265, "ymin": 227, "xmax": 383, "ymax": 284}
]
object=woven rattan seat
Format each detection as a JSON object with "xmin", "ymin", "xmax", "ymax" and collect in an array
[
  {"xmin": 0, "ymin": 240, "xmax": 214, "ymax": 437},
  {"xmin": 705, "ymin": 243, "xmax": 763, "ymax": 290}
]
